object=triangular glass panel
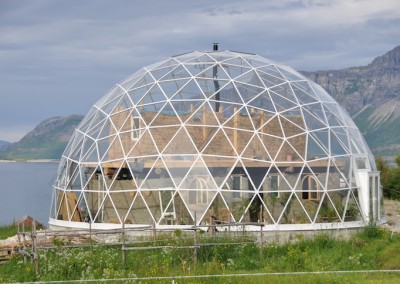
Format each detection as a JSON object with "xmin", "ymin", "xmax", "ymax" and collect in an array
[
  {"xmin": 163, "ymin": 127, "xmax": 198, "ymax": 154},
  {"xmin": 102, "ymin": 135, "xmax": 124, "ymax": 162},
  {"xmin": 196, "ymin": 63, "xmax": 231, "ymax": 81},
  {"xmin": 257, "ymin": 69, "xmax": 286, "ymax": 88},
  {"xmin": 149, "ymin": 65, "xmax": 178, "ymax": 81},
  {"xmin": 344, "ymin": 189, "xmax": 362, "ymax": 221},
  {"xmin": 222, "ymin": 56, "xmax": 252, "ymax": 68},
  {"xmin": 290, "ymin": 80, "xmax": 319, "ymax": 100},
  {"xmin": 235, "ymin": 70, "xmax": 264, "ymax": 87},
  {"xmin": 95, "ymin": 194, "xmax": 122, "ymax": 224},
  {"xmin": 202, "ymin": 129, "xmax": 237, "ymax": 157},
  {"xmin": 306, "ymin": 134, "xmax": 329, "ymax": 160},
  {"xmin": 77, "ymin": 111, "xmax": 96, "ymax": 133},
  {"xmin": 172, "ymin": 191, "xmax": 195, "ymax": 225},
  {"xmin": 270, "ymin": 89, "xmax": 298, "ymax": 112},
  {"xmin": 330, "ymin": 130, "xmax": 349, "ymax": 155},
  {"xmin": 302, "ymin": 102, "xmax": 327, "ymax": 126},
  {"xmin": 202, "ymin": 155, "xmax": 237, "ymax": 189},
  {"xmin": 202, "ymin": 193, "xmax": 233, "ymax": 225},
  {"xmin": 258, "ymin": 133, "xmax": 284, "ymax": 161},
  {"xmin": 159, "ymin": 64, "xmax": 192, "ymax": 80},
  {"xmin": 270, "ymin": 82, "xmax": 298, "ymax": 102},
  {"xmin": 153, "ymin": 102, "xmax": 181, "ymax": 125},
  {"xmin": 168, "ymin": 79, "xmax": 203, "ymax": 100},
  {"xmin": 156, "ymin": 189, "xmax": 176, "ymax": 225},
  {"xmin": 139, "ymin": 102, "xmax": 166, "ymax": 124},
  {"xmin": 187, "ymin": 54, "xmax": 216, "ymax": 64},
  {"xmin": 314, "ymin": 193, "xmax": 341, "ymax": 223},
  {"xmin": 275, "ymin": 192, "xmax": 295, "ymax": 224},
  {"xmin": 108, "ymin": 192, "xmax": 136, "ymax": 224},
  {"xmin": 127, "ymin": 129, "xmax": 159, "ymax": 158},
  {"xmin": 226, "ymin": 103, "xmax": 252, "ymax": 126},
  {"xmin": 291, "ymin": 84, "xmax": 319, "ymax": 105},
  {"xmin": 220, "ymin": 190, "xmax": 246, "ymax": 223},
  {"xmin": 184, "ymin": 102, "xmax": 219, "ymax": 126},
  {"xmin": 234, "ymin": 82, "xmax": 265, "ymax": 103},
  {"xmin": 95, "ymin": 86, "xmax": 123, "ymax": 109},
  {"xmin": 163, "ymin": 154, "xmax": 196, "ymax": 188},
  {"xmin": 153, "ymin": 58, "xmax": 179, "ymax": 70},
  {"xmin": 243, "ymin": 160, "xmax": 271, "ymax": 191},
  {"xmin": 241, "ymin": 133, "xmax": 272, "ymax": 161},
  {"xmin": 131, "ymin": 73, "xmax": 156, "ymax": 88},
  {"xmin": 125, "ymin": 192, "xmax": 154, "ymax": 224},
  {"xmin": 184, "ymin": 125, "xmax": 218, "ymax": 150},
  {"xmin": 221, "ymin": 64, "xmax": 251, "ymax": 79},
  {"xmin": 149, "ymin": 126, "xmax": 179, "ymax": 153},
  {"xmin": 185, "ymin": 63, "xmax": 213, "ymax": 77},
  {"xmin": 302, "ymin": 108, "xmax": 327, "ymax": 130},
  {"xmin": 127, "ymin": 84, "xmax": 155, "ymax": 106},
  {"xmin": 280, "ymin": 137, "xmax": 305, "ymax": 162},
  {"xmin": 208, "ymin": 81, "xmax": 243, "ymax": 104},
  {"xmin": 100, "ymin": 93, "xmax": 125, "ymax": 115},
  {"xmin": 247, "ymin": 90, "xmax": 276, "ymax": 114},
  {"xmin": 109, "ymin": 108, "xmax": 132, "ymax": 133},
  {"xmin": 323, "ymin": 103, "xmax": 345, "ymax": 126},
  {"xmin": 118, "ymin": 71, "xmax": 147, "ymax": 91},
  {"xmin": 287, "ymin": 194, "xmax": 312, "ymax": 224},
  {"xmin": 276, "ymin": 66, "xmax": 304, "ymax": 82},
  {"xmin": 279, "ymin": 113, "xmax": 306, "ymax": 138},
  {"xmin": 137, "ymin": 84, "xmax": 167, "ymax": 106}
]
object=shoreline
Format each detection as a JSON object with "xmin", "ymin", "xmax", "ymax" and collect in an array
[{"xmin": 0, "ymin": 159, "xmax": 59, "ymax": 163}]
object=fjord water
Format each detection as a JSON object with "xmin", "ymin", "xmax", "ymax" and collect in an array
[{"xmin": 0, "ymin": 162, "xmax": 58, "ymax": 226}]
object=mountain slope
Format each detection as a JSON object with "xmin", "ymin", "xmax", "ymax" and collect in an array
[
  {"xmin": 302, "ymin": 45, "xmax": 400, "ymax": 157},
  {"xmin": 0, "ymin": 140, "xmax": 10, "ymax": 148},
  {"xmin": 0, "ymin": 115, "xmax": 83, "ymax": 160}
]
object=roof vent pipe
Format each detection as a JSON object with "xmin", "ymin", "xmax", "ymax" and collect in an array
[{"xmin": 213, "ymin": 43, "xmax": 219, "ymax": 51}]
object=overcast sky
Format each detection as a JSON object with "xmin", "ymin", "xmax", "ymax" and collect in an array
[{"xmin": 0, "ymin": 0, "xmax": 399, "ymax": 142}]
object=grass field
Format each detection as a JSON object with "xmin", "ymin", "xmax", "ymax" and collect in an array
[{"xmin": 1, "ymin": 225, "xmax": 400, "ymax": 283}]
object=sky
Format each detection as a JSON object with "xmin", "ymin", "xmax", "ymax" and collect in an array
[{"xmin": 1, "ymin": 0, "xmax": 399, "ymax": 142}]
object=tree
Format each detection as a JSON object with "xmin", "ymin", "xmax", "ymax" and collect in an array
[{"xmin": 376, "ymin": 155, "xmax": 400, "ymax": 200}]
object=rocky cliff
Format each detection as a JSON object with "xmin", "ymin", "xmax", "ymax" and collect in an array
[{"xmin": 302, "ymin": 45, "xmax": 400, "ymax": 158}]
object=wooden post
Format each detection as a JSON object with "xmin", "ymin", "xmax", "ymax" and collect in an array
[
  {"xmin": 193, "ymin": 212, "xmax": 198, "ymax": 265},
  {"xmin": 121, "ymin": 222, "xmax": 126, "ymax": 268},
  {"xmin": 32, "ymin": 221, "xmax": 39, "ymax": 276},
  {"xmin": 152, "ymin": 222, "xmax": 156, "ymax": 241},
  {"xmin": 228, "ymin": 215, "xmax": 231, "ymax": 238}
]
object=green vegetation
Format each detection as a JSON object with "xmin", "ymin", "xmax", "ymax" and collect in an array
[
  {"xmin": 0, "ymin": 224, "xmax": 17, "ymax": 240},
  {"xmin": 1, "ymin": 225, "xmax": 400, "ymax": 283},
  {"xmin": 377, "ymin": 155, "xmax": 400, "ymax": 199}
]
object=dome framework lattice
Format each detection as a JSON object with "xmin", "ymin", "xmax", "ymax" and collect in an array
[{"xmin": 50, "ymin": 50, "xmax": 382, "ymax": 230}]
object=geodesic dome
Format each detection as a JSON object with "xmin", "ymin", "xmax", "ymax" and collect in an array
[{"xmin": 49, "ymin": 50, "xmax": 383, "ymax": 230}]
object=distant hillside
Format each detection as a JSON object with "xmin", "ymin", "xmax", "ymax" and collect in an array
[
  {"xmin": 0, "ymin": 140, "xmax": 10, "ymax": 148},
  {"xmin": 0, "ymin": 115, "xmax": 83, "ymax": 160},
  {"xmin": 302, "ymin": 45, "xmax": 400, "ymax": 158}
]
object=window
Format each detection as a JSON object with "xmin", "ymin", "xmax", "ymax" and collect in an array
[
  {"xmin": 270, "ymin": 175, "xmax": 279, "ymax": 198},
  {"xmin": 231, "ymin": 175, "xmax": 249, "ymax": 199},
  {"xmin": 131, "ymin": 116, "xmax": 142, "ymax": 140},
  {"xmin": 302, "ymin": 175, "xmax": 319, "ymax": 200},
  {"xmin": 189, "ymin": 177, "xmax": 208, "ymax": 204}
]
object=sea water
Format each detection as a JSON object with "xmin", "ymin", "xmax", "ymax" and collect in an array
[{"xmin": 0, "ymin": 162, "xmax": 58, "ymax": 226}]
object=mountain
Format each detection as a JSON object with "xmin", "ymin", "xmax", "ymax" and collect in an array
[
  {"xmin": 0, "ymin": 115, "xmax": 84, "ymax": 160},
  {"xmin": 302, "ymin": 45, "xmax": 400, "ymax": 158},
  {"xmin": 0, "ymin": 140, "xmax": 11, "ymax": 148}
]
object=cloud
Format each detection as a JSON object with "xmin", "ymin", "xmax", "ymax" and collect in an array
[{"xmin": 0, "ymin": 0, "xmax": 399, "ymax": 141}]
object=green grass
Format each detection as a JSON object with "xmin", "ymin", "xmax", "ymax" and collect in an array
[
  {"xmin": 1, "ymin": 226, "xmax": 400, "ymax": 283},
  {"xmin": 0, "ymin": 225, "xmax": 18, "ymax": 240}
]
